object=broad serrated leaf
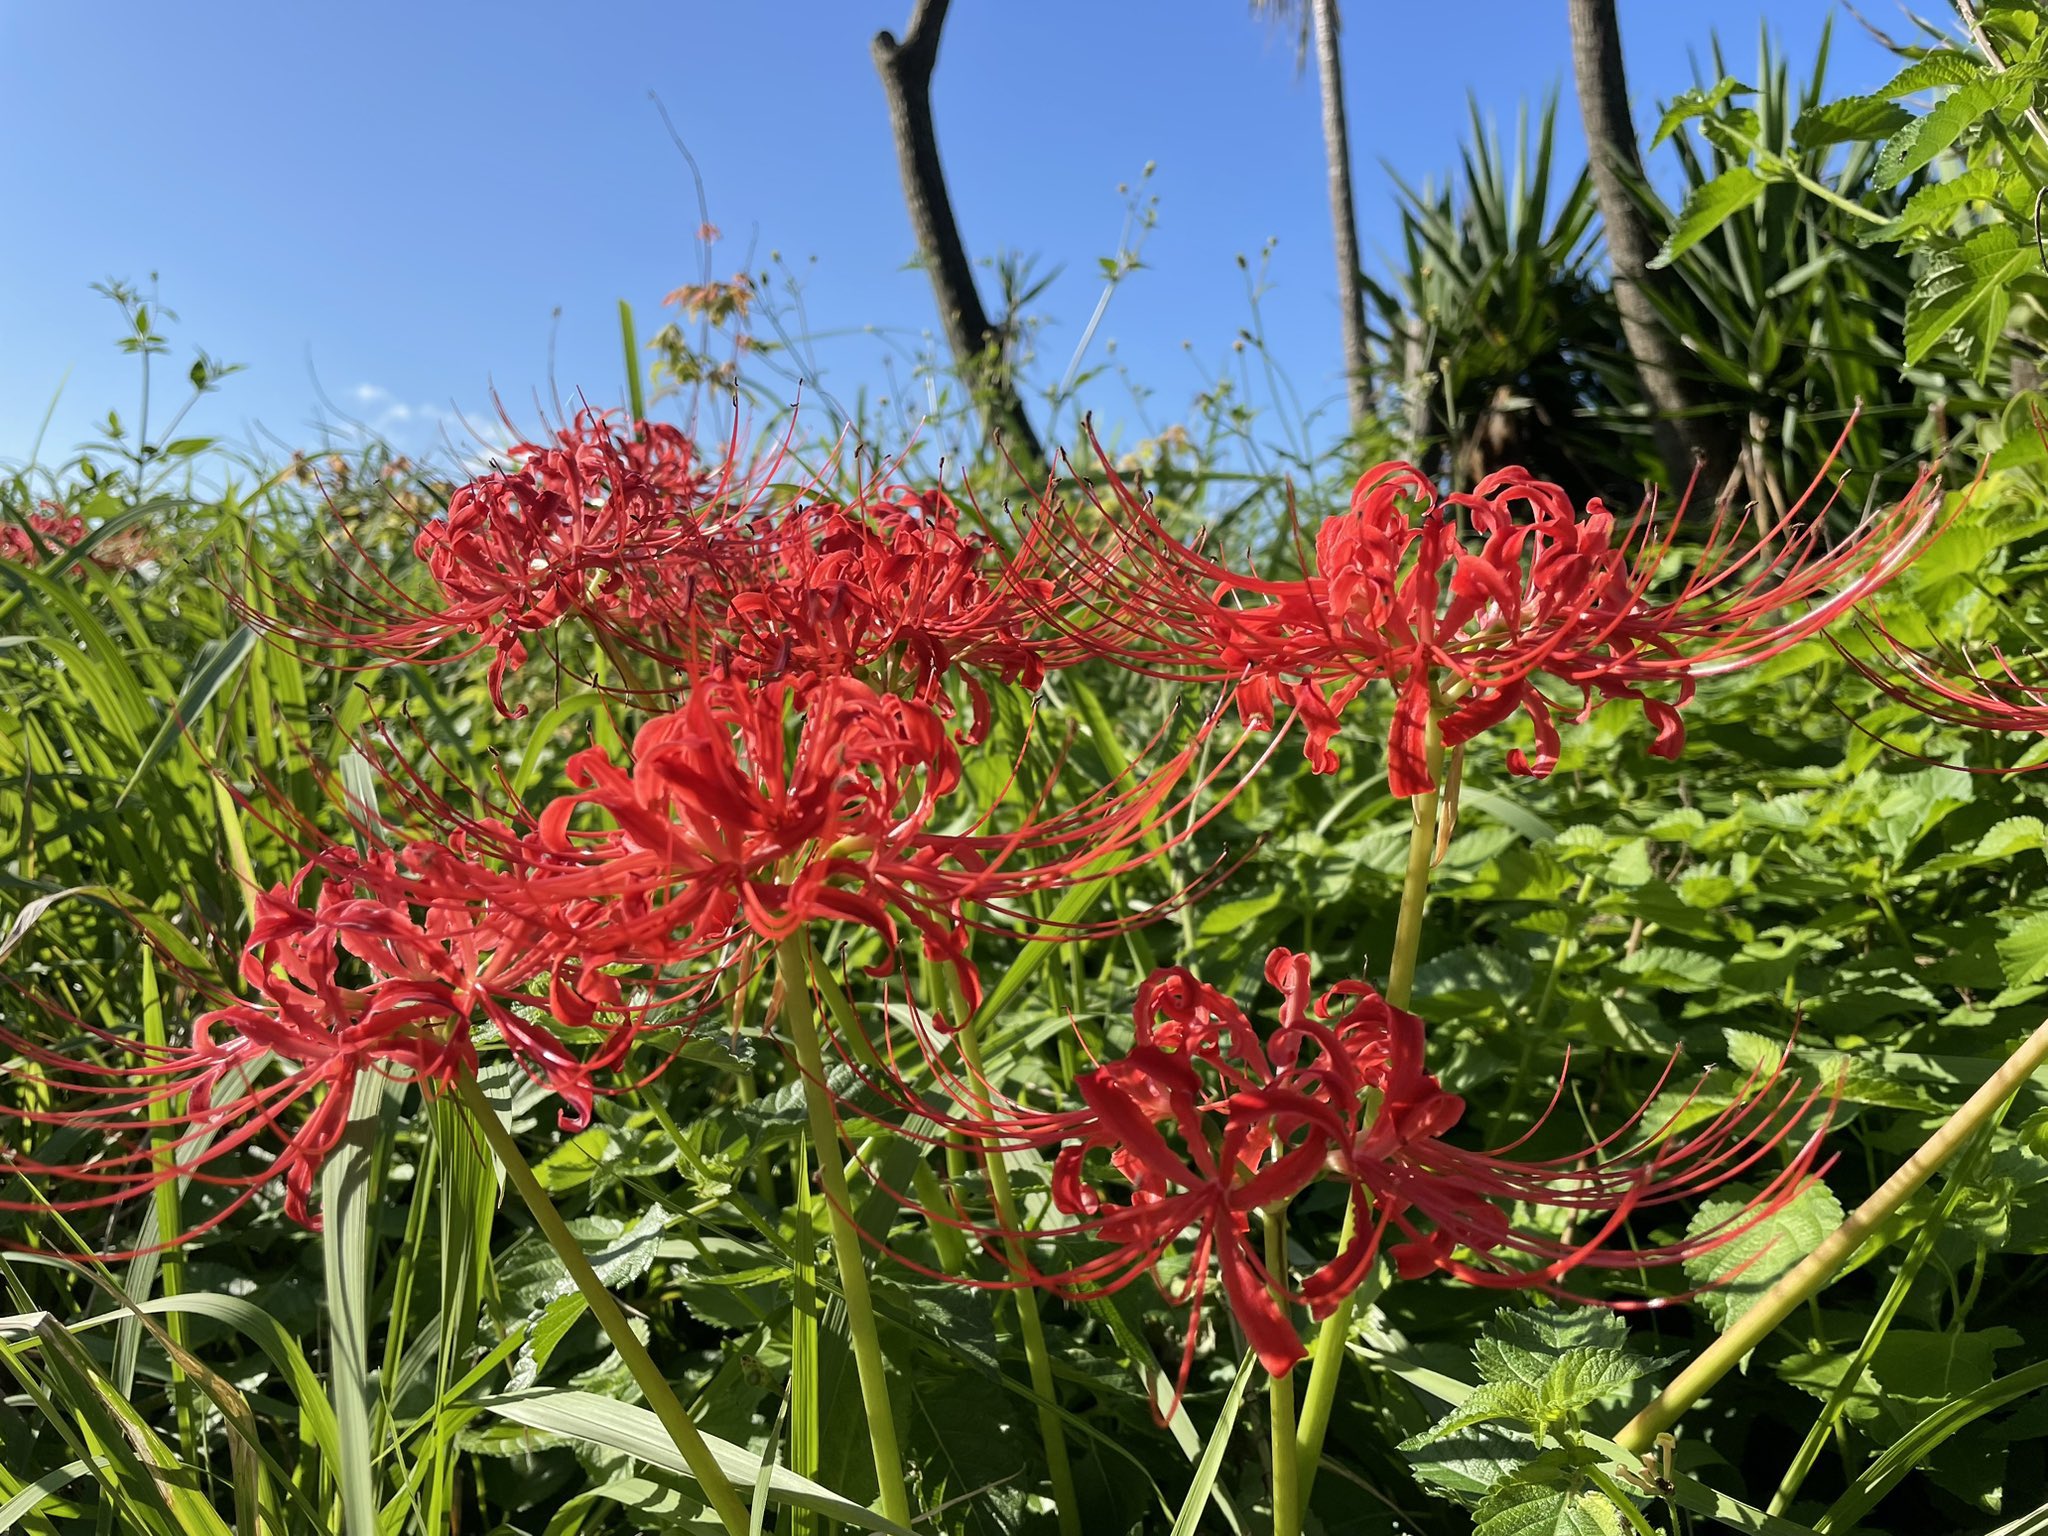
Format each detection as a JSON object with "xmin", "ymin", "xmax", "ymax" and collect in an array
[
  {"xmin": 1980, "ymin": 816, "xmax": 2047, "ymax": 860},
  {"xmin": 500, "ymin": 1208, "xmax": 669, "ymax": 1311},
  {"xmin": 1793, "ymin": 95, "xmax": 1911, "ymax": 149},
  {"xmin": 1879, "ymin": 52, "xmax": 1991, "ymax": 98},
  {"xmin": 1684, "ymin": 1180, "xmax": 1845, "ymax": 1333},
  {"xmin": 1404, "ymin": 1379, "xmax": 1547, "ymax": 1443},
  {"xmin": 1905, "ymin": 225, "xmax": 2030, "ymax": 373},
  {"xmin": 1997, "ymin": 910, "xmax": 2048, "ymax": 986},
  {"xmin": 1860, "ymin": 165, "xmax": 2003, "ymax": 244},
  {"xmin": 508, "ymin": 1292, "xmax": 587, "ymax": 1391},
  {"xmin": 1478, "ymin": 1309, "xmax": 1629, "ymax": 1386},
  {"xmin": 1650, "ymin": 168, "xmax": 1767, "ymax": 268},
  {"xmin": 1877, "ymin": 74, "xmax": 2026, "ymax": 188},
  {"xmin": 1401, "ymin": 1414, "xmax": 1530, "ymax": 1502},
  {"xmin": 1473, "ymin": 1455, "xmax": 1630, "ymax": 1536},
  {"xmin": 1650, "ymin": 79, "xmax": 1753, "ymax": 148},
  {"xmin": 1541, "ymin": 1349, "xmax": 1659, "ymax": 1419},
  {"xmin": 1615, "ymin": 944, "xmax": 1724, "ymax": 991}
]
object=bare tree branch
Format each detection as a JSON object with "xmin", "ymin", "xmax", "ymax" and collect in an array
[{"xmin": 873, "ymin": 0, "xmax": 1045, "ymax": 469}]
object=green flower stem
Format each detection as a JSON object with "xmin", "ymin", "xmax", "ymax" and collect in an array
[
  {"xmin": 1383, "ymin": 738, "xmax": 1444, "ymax": 1013},
  {"xmin": 1294, "ymin": 715, "xmax": 1443, "ymax": 1509},
  {"xmin": 452, "ymin": 1073, "xmax": 753, "ymax": 1536},
  {"xmin": 777, "ymin": 933, "xmax": 914, "ymax": 1527},
  {"xmin": 1266, "ymin": 1205, "xmax": 1302, "ymax": 1536},
  {"xmin": 1616, "ymin": 1013, "xmax": 2048, "ymax": 1455},
  {"xmin": 954, "ymin": 1005, "xmax": 1081, "ymax": 1536}
]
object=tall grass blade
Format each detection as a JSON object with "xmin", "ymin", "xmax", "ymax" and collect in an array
[
  {"xmin": 321, "ymin": 1076, "xmax": 394, "ymax": 1536},
  {"xmin": 1168, "ymin": 1351, "xmax": 1256, "ymax": 1536},
  {"xmin": 479, "ymin": 1391, "xmax": 919, "ymax": 1535}
]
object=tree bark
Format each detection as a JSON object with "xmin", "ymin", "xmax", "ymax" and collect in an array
[
  {"xmin": 1567, "ymin": 0, "xmax": 1734, "ymax": 502},
  {"xmin": 873, "ymin": 0, "xmax": 1045, "ymax": 471},
  {"xmin": 1310, "ymin": 0, "xmax": 1373, "ymax": 428}
]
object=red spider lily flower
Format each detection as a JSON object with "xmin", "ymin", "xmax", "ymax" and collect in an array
[
  {"xmin": 1026, "ymin": 430, "xmax": 1943, "ymax": 794},
  {"xmin": 402, "ymin": 413, "xmax": 758, "ymax": 713},
  {"xmin": 1837, "ymin": 617, "xmax": 2048, "ymax": 749},
  {"xmin": 0, "ymin": 876, "xmax": 462, "ymax": 1253},
  {"xmin": 254, "ymin": 408, "xmax": 768, "ymax": 714},
  {"xmin": 510, "ymin": 412, "xmax": 712, "ymax": 503},
  {"xmin": 924, "ymin": 950, "xmax": 1825, "ymax": 1392},
  {"xmin": 0, "ymin": 862, "xmax": 647, "ymax": 1246},
  {"xmin": 720, "ymin": 485, "xmax": 1056, "ymax": 742},
  {"xmin": 258, "ymin": 413, "xmax": 1068, "ymax": 731},
  {"xmin": 0, "ymin": 504, "xmax": 89, "ymax": 564},
  {"xmin": 370, "ymin": 669, "xmax": 1249, "ymax": 1017}
]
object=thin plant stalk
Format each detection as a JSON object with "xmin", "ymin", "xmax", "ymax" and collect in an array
[
  {"xmin": 955, "ymin": 1016, "xmax": 1083, "ymax": 1536},
  {"xmin": 1767, "ymin": 1108, "xmax": 2006, "ymax": 1514},
  {"xmin": 1265, "ymin": 1205, "xmax": 1302, "ymax": 1536},
  {"xmin": 776, "ymin": 933, "xmax": 914, "ymax": 1527},
  {"xmin": 1615, "ymin": 1014, "xmax": 2048, "ymax": 1454},
  {"xmin": 1293, "ymin": 713, "xmax": 1443, "ymax": 1512},
  {"xmin": 139, "ymin": 952, "xmax": 198, "ymax": 1459},
  {"xmin": 789, "ymin": 1132, "xmax": 822, "ymax": 1536},
  {"xmin": 452, "ymin": 1073, "xmax": 754, "ymax": 1536}
]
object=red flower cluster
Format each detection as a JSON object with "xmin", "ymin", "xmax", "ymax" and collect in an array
[
  {"xmin": 9, "ymin": 407, "xmax": 1884, "ymax": 1383},
  {"xmin": 359, "ymin": 411, "xmax": 748, "ymax": 710},
  {"xmin": 724, "ymin": 488, "xmax": 1054, "ymax": 741},
  {"xmin": 371, "ymin": 669, "xmax": 1229, "ymax": 1016},
  {"xmin": 958, "ymin": 950, "xmax": 1822, "ymax": 1386},
  {"xmin": 278, "ymin": 411, "xmax": 1064, "ymax": 737},
  {"xmin": 4, "ymin": 655, "xmax": 1231, "ymax": 1236},
  {"xmin": 1, "ymin": 504, "xmax": 89, "ymax": 564},
  {"xmin": 1, "ymin": 503, "xmax": 150, "ymax": 573},
  {"xmin": 1040, "ymin": 436, "xmax": 1941, "ymax": 793},
  {"xmin": 0, "ymin": 841, "xmax": 730, "ymax": 1242}
]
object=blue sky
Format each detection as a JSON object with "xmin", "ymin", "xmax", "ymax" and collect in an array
[{"xmin": 0, "ymin": 2, "xmax": 1905, "ymax": 471}]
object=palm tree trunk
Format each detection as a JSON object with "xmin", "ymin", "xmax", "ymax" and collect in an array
[
  {"xmin": 1310, "ymin": 0, "xmax": 1373, "ymax": 428},
  {"xmin": 873, "ymin": 0, "xmax": 1045, "ymax": 472},
  {"xmin": 1566, "ymin": 0, "xmax": 1734, "ymax": 501}
]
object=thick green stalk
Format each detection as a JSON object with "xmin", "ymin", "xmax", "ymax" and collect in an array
[
  {"xmin": 1265, "ymin": 1206, "xmax": 1302, "ymax": 1536},
  {"xmin": 453, "ymin": 1074, "xmax": 753, "ymax": 1536},
  {"xmin": 1616, "ymin": 1014, "xmax": 2048, "ymax": 1454},
  {"xmin": 777, "ymin": 935, "xmax": 914, "ymax": 1527},
  {"xmin": 955, "ymin": 1020, "xmax": 1082, "ymax": 1536},
  {"xmin": 1294, "ymin": 717, "xmax": 1443, "ymax": 1507}
]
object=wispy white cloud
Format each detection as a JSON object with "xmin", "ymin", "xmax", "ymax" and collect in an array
[{"xmin": 347, "ymin": 381, "xmax": 436, "ymax": 434}]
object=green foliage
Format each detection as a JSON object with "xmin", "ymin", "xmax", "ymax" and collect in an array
[
  {"xmin": 17, "ymin": 13, "xmax": 2048, "ymax": 1529},
  {"xmin": 1668, "ymin": 5, "xmax": 2048, "ymax": 397},
  {"xmin": 1400, "ymin": 1309, "xmax": 1652, "ymax": 1534}
]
